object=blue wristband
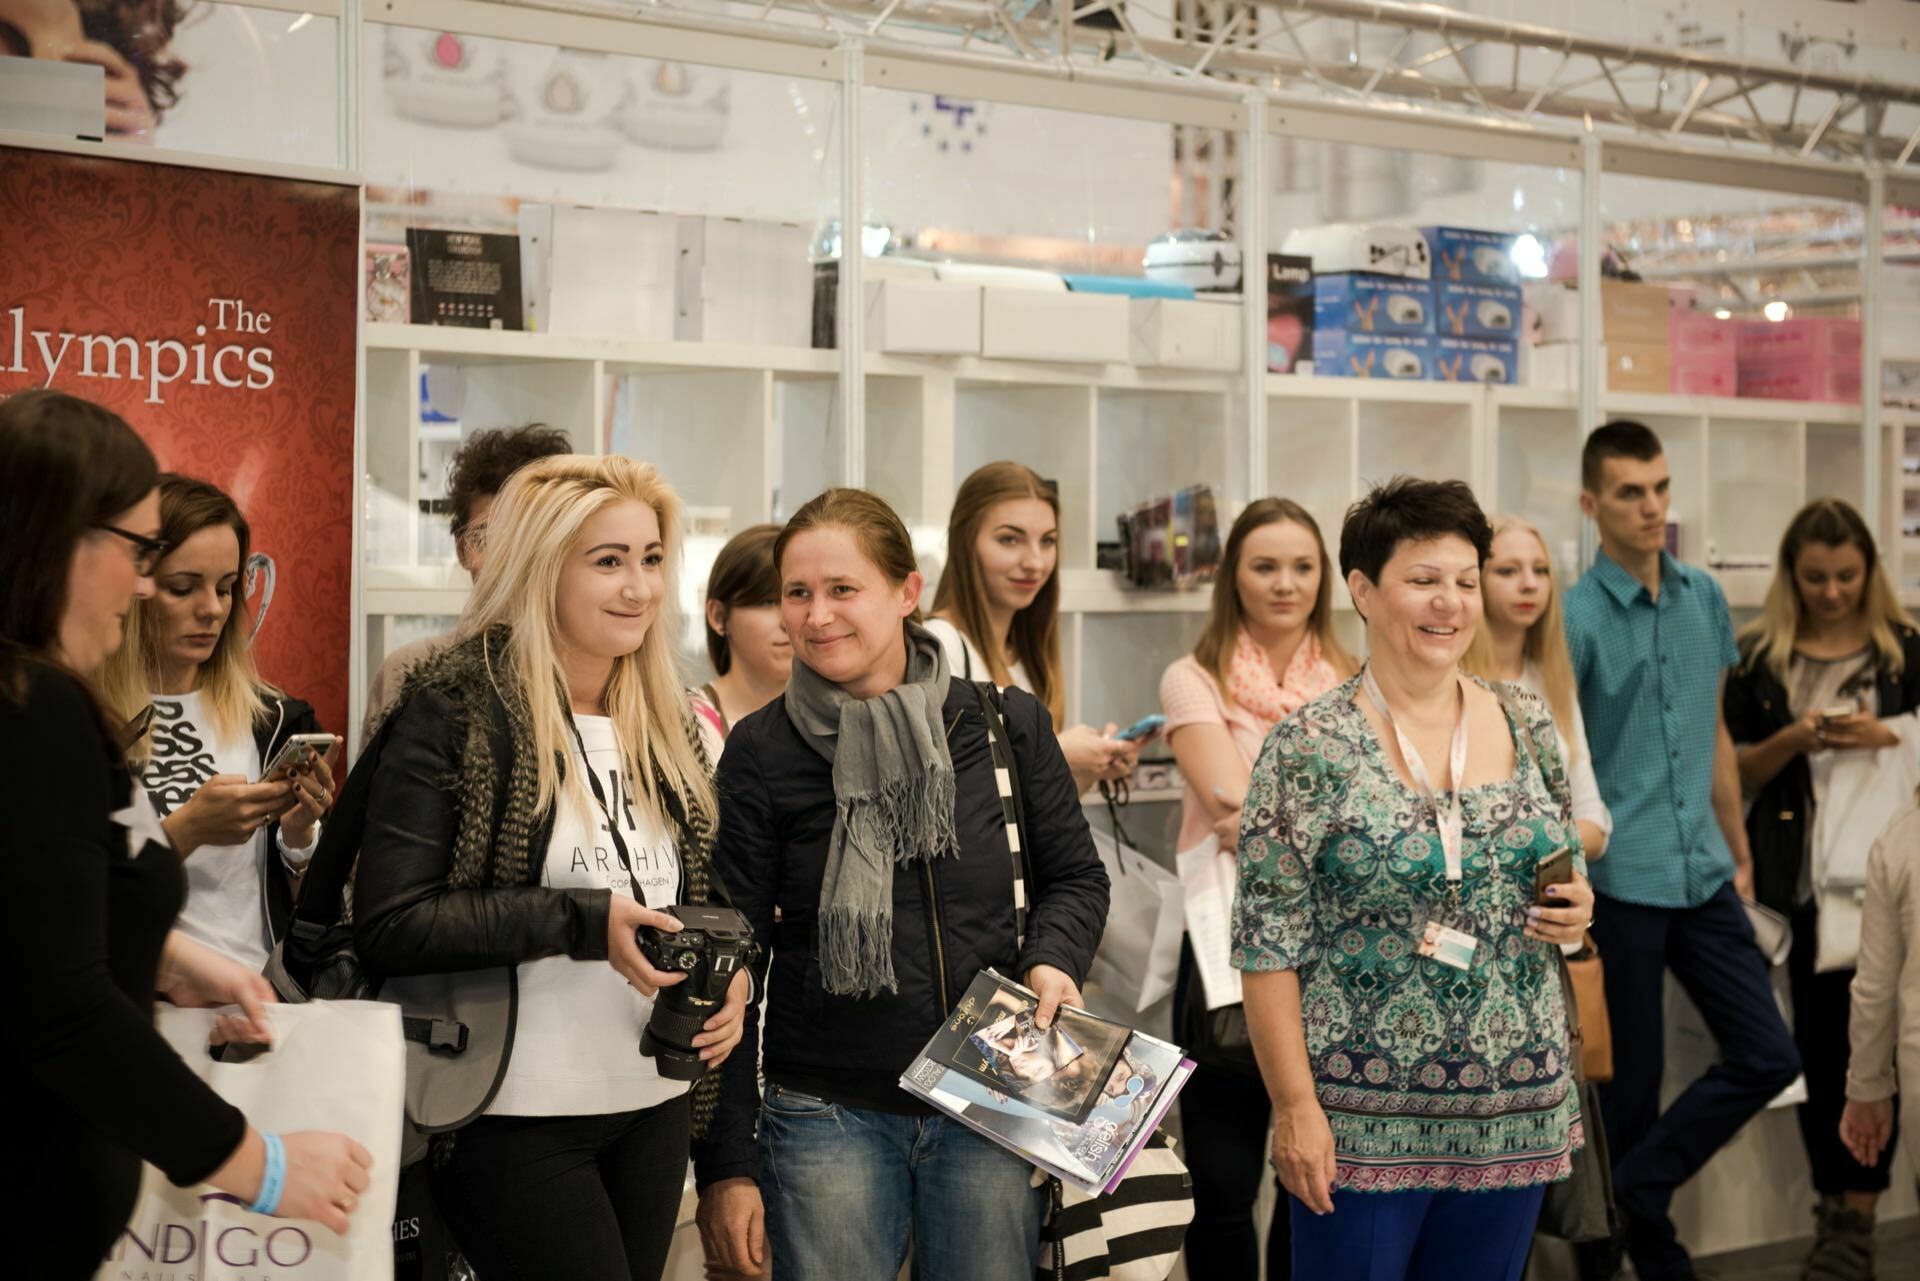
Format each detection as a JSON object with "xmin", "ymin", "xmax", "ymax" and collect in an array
[{"xmin": 247, "ymin": 1132, "xmax": 287, "ymax": 1216}]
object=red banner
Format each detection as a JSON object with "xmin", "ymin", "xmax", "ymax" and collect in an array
[{"xmin": 0, "ymin": 146, "xmax": 359, "ymax": 736}]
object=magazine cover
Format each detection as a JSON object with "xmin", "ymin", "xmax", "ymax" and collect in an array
[
  {"xmin": 902, "ymin": 971, "xmax": 1193, "ymax": 1195},
  {"xmin": 921, "ymin": 976, "xmax": 1131, "ymax": 1123}
]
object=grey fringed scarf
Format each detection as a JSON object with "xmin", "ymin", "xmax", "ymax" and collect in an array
[{"xmin": 785, "ymin": 622, "xmax": 958, "ymax": 996}]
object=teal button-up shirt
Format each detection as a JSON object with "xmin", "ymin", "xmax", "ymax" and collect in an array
[{"xmin": 1564, "ymin": 550, "xmax": 1740, "ymax": 908}]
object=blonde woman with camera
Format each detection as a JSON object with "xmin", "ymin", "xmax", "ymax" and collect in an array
[{"xmin": 353, "ymin": 454, "xmax": 750, "ymax": 1281}]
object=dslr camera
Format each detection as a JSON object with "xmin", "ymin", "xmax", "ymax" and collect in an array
[{"xmin": 638, "ymin": 904, "xmax": 761, "ymax": 1081}]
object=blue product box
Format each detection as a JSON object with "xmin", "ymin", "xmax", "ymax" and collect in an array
[
  {"xmin": 1312, "ymin": 329, "xmax": 1436, "ymax": 380},
  {"xmin": 1421, "ymin": 226, "xmax": 1520, "ymax": 286},
  {"xmin": 1313, "ymin": 272, "xmax": 1436, "ymax": 336},
  {"xmin": 1436, "ymin": 280, "xmax": 1523, "ymax": 339},
  {"xmin": 1433, "ymin": 335, "xmax": 1519, "ymax": 385}
]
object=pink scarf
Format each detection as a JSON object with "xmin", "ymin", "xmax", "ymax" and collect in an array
[{"xmin": 1227, "ymin": 629, "xmax": 1337, "ymax": 726}]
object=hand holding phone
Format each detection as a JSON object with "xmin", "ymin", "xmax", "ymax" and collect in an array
[
  {"xmin": 259, "ymin": 733, "xmax": 340, "ymax": 784},
  {"xmin": 1533, "ymin": 848, "xmax": 1574, "ymax": 905},
  {"xmin": 1114, "ymin": 714, "xmax": 1167, "ymax": 743}
]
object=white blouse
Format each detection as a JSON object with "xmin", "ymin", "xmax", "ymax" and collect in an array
[{"xmin": 1522, "ymin": 661, "xmax": 1613, "ymax": 853}]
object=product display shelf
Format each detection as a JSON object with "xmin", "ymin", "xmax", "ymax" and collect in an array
[{"xmin": 364, "ymin": 322, "xmax": 839, "ymax": 376}]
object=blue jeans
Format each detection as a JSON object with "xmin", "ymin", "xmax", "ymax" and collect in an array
[
  {"xmin": 1289, "ymin": 1185, "xmax": 1545, "ymax": 1281},
  {"xmin": 758, "ymin": 1081, "xmax": 1044, "ymax": 1281}
]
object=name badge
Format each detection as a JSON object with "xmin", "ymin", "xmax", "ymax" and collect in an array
[{"xmin": 1419, "ymin": 921, "xmax": 1479, "ymax": 971}]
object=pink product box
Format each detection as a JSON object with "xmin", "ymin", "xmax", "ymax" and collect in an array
[
  {"xmin": 1735, "ymin": 317, "xmax": 1861, "ymax": 364},
  {"xmin": 1671, "ymin": 351, "xmax": 1735, "ymax": 396},
  {"xmin": 1737, "ymin": 355, "xmax": 1862, "ymax": 404},
  {"xmin": 1669, "ymin": 309, "xmax": 1734, "ymax": 356}
]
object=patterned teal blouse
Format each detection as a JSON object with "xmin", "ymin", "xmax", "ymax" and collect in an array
[{"xmin": 1231, "ymin": 675, "xmax": 1586, "ymax": 1193}]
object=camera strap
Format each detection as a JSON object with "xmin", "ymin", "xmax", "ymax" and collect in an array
[{"xmin": 567, "ymin": 716, "xmax": 642, "ymax": 903}]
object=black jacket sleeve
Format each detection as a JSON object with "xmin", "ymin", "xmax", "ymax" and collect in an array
[
  {"xmin": 1001, "ymin": 689, "xmax": 1110, "ymax": 986},
  {"xmin": 1721, "ymin": 653, "xmax": 1776, "ymax": 748},
  {"xmin": 352, "ymin": 687, "xmax": 611, "ymax": 976},
  {"xmin": 692, "ymin": 721, "xmax": 781, "ymax": 1191},
  {"xmin": 1, "ymin": 672, "xmax": 247, "ymax": 1187}
]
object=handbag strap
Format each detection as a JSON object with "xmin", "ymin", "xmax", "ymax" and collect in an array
[{"xmin": 972, "ymin": 681, "xmax": 1035, "ymax": 951}]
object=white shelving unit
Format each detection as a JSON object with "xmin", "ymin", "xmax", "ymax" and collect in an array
[{"xmin": 359, "ymin": 318, "xmax": 1880, "ymax": 755}]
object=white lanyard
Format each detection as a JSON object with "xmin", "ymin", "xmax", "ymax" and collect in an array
[{"xmin": 1362, "ymin": 665, "xmax": 1469, "ymax": 884}]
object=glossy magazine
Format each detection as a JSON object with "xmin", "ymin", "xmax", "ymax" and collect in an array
[{"xmin": 900, "ymin": 970, "xmax": 1194, "ymax": 1195}]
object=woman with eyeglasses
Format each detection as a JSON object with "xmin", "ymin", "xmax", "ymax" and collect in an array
[
  {"xmin": 0, "ymin": 390, "xmax": 371, "ymax": 1277},
  {"xmin": 98, "ymin": 474, "xmax": 336, "ymax": 969}
]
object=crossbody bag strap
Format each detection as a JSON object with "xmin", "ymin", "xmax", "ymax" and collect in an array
[
  {"xmin": 565, "ymin": 715, "xmax": 642, "ymax": 904},
  {"xmin": 972, "ymin": 681, "xmax": 1035, "ymax": 952}
]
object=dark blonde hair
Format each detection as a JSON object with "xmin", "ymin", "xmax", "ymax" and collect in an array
[
  {"xmin": 705, "ymin": 524, "xmax": 781, "ymax": 675},
  {"xmin": 1194, "ymin": 498, "xmax": 1354, "ymax": 697},
  {"xmin": 931, "ymin": 462, "xmax": 1064, "ymax": 725},
  {"xmin": 101, "ymin": 474, "xmax": 276, "ymax": 759},
  {"xmin": 1742, "ymin": 497, "xmax": 1913, "ymax": 687}
]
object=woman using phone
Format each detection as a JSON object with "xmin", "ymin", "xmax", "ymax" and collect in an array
[
  {"xmin": 698, "ymin": 523, "xmax": 791, "ymax": 743},
  {"xmin": 1461, "ymin": 515, "xmax": 1610, "ymax": 859},
  {"xmin": 1, "ymin": 390, "xmax": 370, "ymax": 1276},
  {"xmin": 696, "ymin": 488, "xmax": 1109, "ymax": 1281},
  {"xmin": 926, "ymin": 461, "xmax": 1138, "ymax": 793},
  {"xmin": 1724, "ymin": 498, "xmax": 1920, "ymax": 1281},
  {"xmin": 1158, "ymin": 496, "xmax": 1352, "ymax": 1281},
  {"xmin": 100, "ymin": 474, "xmax": 334, "ymax": 969},
  {"xmin": 352, "ymin": 454, "xmax": 751, "ymax": 1281}
]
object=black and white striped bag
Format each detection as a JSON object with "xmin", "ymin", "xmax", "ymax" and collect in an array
[
  {"xmin": 968, "ymin": 683, "xmax": 1195, "ymax": 1281},
  {"xmin": 1034, "ymin": 1132, "xmax": 1194, "ymax": 1281}
]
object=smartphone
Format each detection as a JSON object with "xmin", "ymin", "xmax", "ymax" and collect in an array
[
  {"xmin": 259, "ymin": 733, "xmax": 339, "ymax": 783},
  {"xmin": 1534, "ymin": 848, "xmax": 1575, "ymax": 904},
  {"xmin": 1114, "ymin": 714, "xmax": 1167, "ymax": 743}
]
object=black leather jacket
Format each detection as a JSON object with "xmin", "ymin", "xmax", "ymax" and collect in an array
[{"xmin": 693, "ymin": 680, "xmax": 1111, "ymax": 1189}]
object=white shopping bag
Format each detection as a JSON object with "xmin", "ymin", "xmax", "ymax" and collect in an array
[
  {"xmin": 1175, "ymin": 835, "xmax": 1242, "ymax": 1010},
  {"xmin": 1813, "ymin": 714, "xmax": 1920, "ymax": 972},
  {"xmin": 1084, "ymin": 826, "xmax": 1184, "ymax": 1013},
  {"xmin": 97, "ymin": 1000, "xmax": 405, "ymax": 1281}
]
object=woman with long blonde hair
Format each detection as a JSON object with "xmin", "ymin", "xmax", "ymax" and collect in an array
[
  {"xmin": 1724, "ymin": 497, "xmax": 1920, "ymax": 1278},
  {"xmin": 352, "ymin": 453, "xmax": 751, "ymax": 1281},
  {"xmin": 1158, "ymin": 495, "xmax": 1351, "ymax": 1281},
  {"xmin": 98, "ymin": 474, "xmax": 336, "ymax": 968},
  {"xmin": 1461, "ymin": 513, "xmax": 1610, "ymax": 858},
  {"xmin": 927, "ymin": 461, "xmax": 1137, "ymax": 794}
]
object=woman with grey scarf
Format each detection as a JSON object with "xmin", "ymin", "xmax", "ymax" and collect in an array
[{"xmin": 691, "ymin": 488, "xmax": 1111, "ymax": 1281}]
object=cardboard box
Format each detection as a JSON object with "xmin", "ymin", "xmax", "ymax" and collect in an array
[
  {"xmin": 1130, "ymin": 298, "xmax": 1241, "ymax": 371},
  {"xmin": 1738, "ymin": 354, "xmax": 1861, "ymax": 404},
  {"xmin": 675, "ymin": 216, "xmax": 813, "ymax": 348},
  {"xmin": 1529, "ymin": 280, "xmax": 1673, "ymax": 345},
  {"xmin": 1314, "ymin": 273, "xmax": 1436, "ymax": 336},
  {"xmin": 1526, "ymin": 342, "xmax": 1577, "ymax": 391},
  {"xmin": 1280, "ymin": 223, "xmax": 1431, "ymax": 279},
  {"xmin": 520, "ymin": 204, "xmax": 677, "ymax": 340},
  {"xmin": 1312, "ymin": 329, "xmax": 1436, "ymax": 380},
  {"xmin": 980, "ymin": 288, "xmax": 1129, "ymax": 363},
  {"xmin": 1266, "ymin": 254, "xmax": 1313, "ymax": 373},
  {"xmin": 1436, "ymin": 281, "xmax": 1523, "ymax": 339},
  {"xmin": 1422, "ymin": 226, "xmax": 1520, "ymax": 286},
  {"xmin": 1606, "ymin": 341, "xmax": 1671, "ymax": 394},
  {"xmin": 863, "ymin": 279, "xmax": 981, "ymax": 355},
  {"xmin": 1669, "ymin": 308, "xmax": 1735, "ymax": 356},
  {"xmin": 1434, "ymin": 335, "xmax": 1518, "ymax": 384},
  {"xmin": 1671, "ymin": 349, "xmax": 1736, "ymax": 397},
  {"xmin": 1736, "ymin": 317, "xmax": 1861, "ymax": 365}
]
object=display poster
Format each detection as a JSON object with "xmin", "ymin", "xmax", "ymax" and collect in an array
[{"xmin": 0, "ymin": 145, "xmax": 359, "ymax": 737}]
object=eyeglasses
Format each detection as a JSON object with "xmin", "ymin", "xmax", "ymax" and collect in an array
[{"xmin": 93, "ymin": 524, "xmax": 173, "ymax": 576}]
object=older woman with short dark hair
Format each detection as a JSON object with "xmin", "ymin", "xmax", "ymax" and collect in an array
[{"xmin": 1232, "ymin": 476, "xmax": 1594, "ymax": 1281}]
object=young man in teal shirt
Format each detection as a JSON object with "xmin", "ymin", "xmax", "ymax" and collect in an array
[{"xmin": 1564, "ymin": 422, "xmax": 1801, "ymax": 1281}]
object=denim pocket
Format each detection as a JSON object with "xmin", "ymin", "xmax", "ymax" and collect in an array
[{"xmin": 763, "ymin": 1082, "xmax": 839, "ymax": 1118}]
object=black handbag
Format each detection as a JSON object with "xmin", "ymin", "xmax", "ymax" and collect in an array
[{"xmin": 1536, "ymin": 945, "xmax": 1618, "ymax": 1242}]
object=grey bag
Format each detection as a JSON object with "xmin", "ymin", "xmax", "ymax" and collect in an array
[{"xmin": 381, "ymin": 968, "xmax": 517, "ymax": 1154}]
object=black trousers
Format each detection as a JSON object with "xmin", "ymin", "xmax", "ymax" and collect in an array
[
  {"xmin": 1173, "ymin": 943, "xmax": 1290, "ymax": 1281},
  {"xmin": 1788, "ymin": 904, "xmax": 1901, "ymax": 1194},
  {"xmin": 429, "ymin": 1097, "xmax": 692, "ymax": 1281}
]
